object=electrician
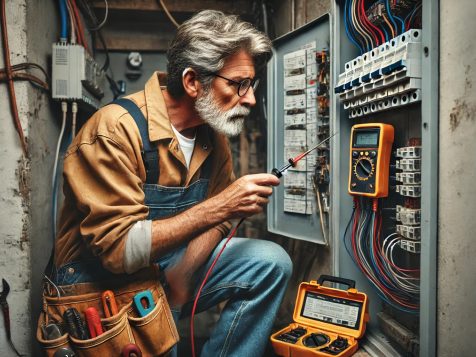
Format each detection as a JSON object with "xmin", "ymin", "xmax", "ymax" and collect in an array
[{"xmin": 53, "ymin": 10, "xmax": 292, "ymax": 357}]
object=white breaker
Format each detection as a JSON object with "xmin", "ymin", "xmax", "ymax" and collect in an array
[{"xmin": 334, "ymin": 29, "xmax": 422, "ymax": 118}]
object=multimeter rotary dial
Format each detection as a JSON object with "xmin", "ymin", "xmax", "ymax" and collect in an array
[{"xmin": 353, "ymin": 157, "xmax": 375, "ymax": 181}]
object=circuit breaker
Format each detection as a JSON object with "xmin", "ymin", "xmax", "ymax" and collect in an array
[{"xmin": 267, "ymin": 15, "xmax": 331, "ymax": 244}]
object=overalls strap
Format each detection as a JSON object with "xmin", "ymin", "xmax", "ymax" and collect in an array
[{"xmin": 114, "ymin": 98, "xmax": 159, "ymax": 184}]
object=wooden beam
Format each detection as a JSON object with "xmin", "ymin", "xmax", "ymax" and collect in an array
[
  {"xmin": 91, "ymin": 0, "xmax": 253, "ymax": 15},
  {"xmin": 95, "ymin": 26, "xmax": 175, "ymax": 51}
]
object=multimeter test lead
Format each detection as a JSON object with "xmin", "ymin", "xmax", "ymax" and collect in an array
[
  {"xmin": 190, "ymin": 131, "xmax": 338, "ymax": 357},
  {"xmin": 271, "ymin": 132, "xmax": 338, "ymax": 178}
]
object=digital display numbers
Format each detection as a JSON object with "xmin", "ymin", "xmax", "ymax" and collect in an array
[{"xmin": 354, "ymin": 131, "xmax": 379, "ymax": 147}]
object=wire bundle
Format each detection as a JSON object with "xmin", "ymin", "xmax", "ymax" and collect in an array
[
  {"xmin": 343, "ymin": 197, "xmax": 419, "ymax": 313},
  {"xmin": 344, "ymin": 0, "xmax": 422, "ymax": 54}
]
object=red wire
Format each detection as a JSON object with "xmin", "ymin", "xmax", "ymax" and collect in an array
[
  {"xmin": 1, "ymin": 0, "xmax": 27, "ymax": 154},
  {"xmin": 190, "ymin": 218, "xmax": 244, "ymax": 357},
  {"xmin": 358, "ymin": 0, "xmax": 380, "ymax": 46},
  {"xmin": 70, "ymin": 0, "xmax": 90, "ymax": 54}
]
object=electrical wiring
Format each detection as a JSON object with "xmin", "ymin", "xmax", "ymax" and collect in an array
[
  {"xmin": 357, "ymin": 0, "xmax": 380, "ymax": 47},
  {"xmin": 58, "ymin": 0, "xmax": 68, "ymax": 41},
  {"xmin": 52, "ymin": 102, "xmax": 68, "ymax": 240},
  {"xmin": 1, "ymin": 0, "xmax": 27, "ymax": 154},
  {"xmin": 351, "ymin": 0, "xmax": 372, "ymax": 51},
  {"xmin": 70, "ymin": 0, "xmax": 91, "ymax": 54},
  {"xmin": 64, "ymin": 0, "xmax": 77, "ymax": 44},
  {"xmin": 71, "ymin": 102, "xmax": 78, "ymax": 141},
  {"xmin": 382, "ymin": 10, "xmax": 395, "ymax": 39},
  {"xmin": 0, "ymin": 71, "xmax": 49, "ymax": 91},
  {"xmin": 360, "ymin": 0, "xmax": 385, "ymax": 45},
  {"xmin": 346, "ymin": 0, "xmax": 362, "ymax": 52},
  {"xmin": 88, "ymin": 0, "xmax": 108, "ymax": 31},
  {"xmin": 405, "ymin": 2, "xmax": 422, "ymax": 30},
  {"xmin": 384, "ymin": 0, "xmax": 399, "ymax": 36},
  {"xmin": 158, "ymin": 0, "xmax": 180, "ymax": 28},
  {"xmin": 190, "ymin": 218, "xmax": 245, "ymax": 357},
  {"xmin": 346, "ymin": 196, "xmax": 420, "ymax": 312},
  {"xmin": 344, "ymin": 0, "xmax": 364, "ymax": 54}
]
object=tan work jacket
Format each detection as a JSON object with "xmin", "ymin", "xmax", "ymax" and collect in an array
[{"xmin": 55, "ymin": 72, "xmax": 234, "ymax": 273}]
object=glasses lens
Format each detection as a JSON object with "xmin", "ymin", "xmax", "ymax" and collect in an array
[
  {"xmin": 238, "ymin": 79, "xmax": 252, "ymax": 97},
  {"xmin": 252, "ymin": 78, "xmax": 260, "ymax": 92}
]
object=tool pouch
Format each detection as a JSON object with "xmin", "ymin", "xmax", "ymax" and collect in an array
[{"xmin": 36, "ymin": 265, "xmax": 179, "ymax": 356}]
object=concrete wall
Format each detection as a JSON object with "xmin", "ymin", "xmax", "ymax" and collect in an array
[
  {"xmin": 438, "ymin": 0, "xmax": 476, "ymax": 355},
  {"xmin": 0, "ymin": 1, "xmax": 58, "ymax": 355}
]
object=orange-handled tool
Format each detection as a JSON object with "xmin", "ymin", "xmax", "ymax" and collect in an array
[{"xmin": 102, "ymin": 290, "xmax": 118, "ymax": 318}]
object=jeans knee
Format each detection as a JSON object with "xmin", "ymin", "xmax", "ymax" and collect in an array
[{"xmin": 259, "ymin": 241, "xmax": 293, "ymax": 281}]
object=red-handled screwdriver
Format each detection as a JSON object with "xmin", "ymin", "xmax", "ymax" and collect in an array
[{"xmin": 84, "ymin": 307, "xmax": 103, "ymax": 338}]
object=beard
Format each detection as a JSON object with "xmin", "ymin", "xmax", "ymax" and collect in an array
[{"xmin": 194, "ymin": 88, "xmax": 250, "ymax": 137}]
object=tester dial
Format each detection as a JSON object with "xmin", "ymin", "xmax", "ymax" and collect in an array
[{"xmin": 348, "ymin": 123, "xmax": 394, "ymax": 197}]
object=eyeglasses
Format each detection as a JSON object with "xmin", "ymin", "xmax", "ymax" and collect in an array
[{"xmin": 212, "ymin": 73, "xmax": 260, "ymax": 97}]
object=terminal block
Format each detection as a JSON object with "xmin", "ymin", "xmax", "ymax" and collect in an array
[
  {"xmin": 400, "ymin": 239, "xmax": 421, "ymax": 253},
  {"xmin": 396, "ymin": 146, "xmax": 422, "ymax": 159},
  {"xmin": 397, "ymin": 224, "xmax": 421, "ymax": 240},
  {"xmin": 396, "ymin": 158, "xmax": 421, "ymax": 171},
  {"xmin": 396, "ymin": 184, "xmax": 421, "ymax": 197},
  {"xmin": 396, "ymin": 205, "xmax": 421, "ymax": 225}
]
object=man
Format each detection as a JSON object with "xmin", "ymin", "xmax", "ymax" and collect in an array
[{"xmin": 54, "ymin": 10, "xmax": 292, "ymax": 356}]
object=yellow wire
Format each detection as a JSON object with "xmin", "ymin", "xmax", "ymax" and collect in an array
[
  {"xmin": 383, "ymin": 12, "xmax": 395, "ymax": 39},
  {"xmin": 351, "ymin": 0, "xmax": 372, "ymax": 50}
]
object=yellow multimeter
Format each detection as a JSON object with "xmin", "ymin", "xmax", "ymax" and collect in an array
[{"xmin": 348, "ymin": 123, "xmax": 394, "ymax": 197}]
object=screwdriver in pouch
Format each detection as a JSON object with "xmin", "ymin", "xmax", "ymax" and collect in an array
[{"xmin": 271, "ymin": 132, "xmax": 338, "ymax": 178}]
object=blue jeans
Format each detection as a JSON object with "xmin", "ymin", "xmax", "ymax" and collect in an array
[
  {"xmin": 162, "ymin": 237, "xmax": 292, "ymax": 357},
  {"xmin": 54, "ymin": 237, "xmax": 292, "ymax": 357}
]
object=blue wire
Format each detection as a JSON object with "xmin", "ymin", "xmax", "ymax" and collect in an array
[
  {"xmin": 58, "ymin": 0, "xmax": 68, "ymax": 40},
  {"xmin": 393, "ymin": 14, "xmax": 406, "ymax": 34},
  {"xmin": 405, "ymin": 3, "xmax": 421, "ymax": 30},
  {"xmin": 385, "ymin": 0, "xmax": 399, "ymax": 36},
  {"xmin": 344, "ymin": 0, "xmax": 364, "ymax": 54}
]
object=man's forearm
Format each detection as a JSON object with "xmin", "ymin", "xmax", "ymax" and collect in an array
[{"xmin": 150, "ymin": 195, "xmax": 225, "ymax": 260}]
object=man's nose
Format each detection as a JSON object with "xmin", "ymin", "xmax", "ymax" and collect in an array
[{"xmin": 239, "ymin": 87, "xmax": 256, "ymax": 107}]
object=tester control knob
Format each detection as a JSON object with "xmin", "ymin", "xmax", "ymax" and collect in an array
[{"xmin": 354, "ymin": 157, "xmax": 374, "ymax": 180}]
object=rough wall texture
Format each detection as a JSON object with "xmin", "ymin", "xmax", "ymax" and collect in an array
[
  {"xmin": 0, "ymin": 2, "xmax": 31, "ymax": 355},
  {"xmin": 0, "ymin": 1, "xmax": 58, "ymax": 355},
  {"xmin": 438, "ymin": 0, "xmax": 476, "ymax": 355}
]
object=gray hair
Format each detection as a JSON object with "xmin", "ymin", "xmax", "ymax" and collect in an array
[{"xmin": 166, "ymin": 10, "xmax": 272, "ymax": 98}]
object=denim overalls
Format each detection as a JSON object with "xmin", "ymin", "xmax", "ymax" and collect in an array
[
  {"xmin": 54, "ymin": 98, "xmax": 293, "ymax": 357},
  {"xmin": 54, "ymin": 97, "xmax": 211, "ymax": 284}
]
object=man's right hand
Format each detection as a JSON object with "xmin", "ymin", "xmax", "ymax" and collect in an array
[{"xmin": 213, "ymin": 173, "xmax": 280, "ymax": 220}]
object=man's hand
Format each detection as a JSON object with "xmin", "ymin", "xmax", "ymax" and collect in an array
[{"xmin": 212, "ymin": 173, "xmax": 280, "ymax": 220}]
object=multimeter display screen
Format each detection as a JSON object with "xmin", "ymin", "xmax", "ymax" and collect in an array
[
  {"xmin": 300, "ymin": 292, "xmax": 363, "ymax": 330},
  {"xmin": 354, "ymin": 131, "xmax": 379, "ymax": 147}
]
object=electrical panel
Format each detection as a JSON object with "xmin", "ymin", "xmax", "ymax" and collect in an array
[
  {"xmin": 268, "ymin": 1, "xmax": 437, "ymax": 356},
  {"xmin": 267, "ymin": 15, "xmax": 331, "ymax": 244},
  {"xmin": 52, "ymin": 43, "xmax": 105, "ymax": 109},
  {"xmin": 329, "ymin": 0, "xmax": 436, "ymax": 356}
]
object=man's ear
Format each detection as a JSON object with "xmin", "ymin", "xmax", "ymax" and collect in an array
[{"xmin": 182, "ymin": 68, "xmax": 201, "ymax": 99}]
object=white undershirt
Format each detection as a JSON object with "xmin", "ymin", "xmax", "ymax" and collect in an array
[
  {"xmin": 171, "ymin": 125, "xmax": 196, "ymax": 169},
  {"xmin": 124, "ymin": 125, "xmax": 197, "ymax": 273}
]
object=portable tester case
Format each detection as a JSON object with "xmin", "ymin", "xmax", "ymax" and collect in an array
[{"xmin": 271, "ymin": 275, "xmax": 369, "ymax": 357}]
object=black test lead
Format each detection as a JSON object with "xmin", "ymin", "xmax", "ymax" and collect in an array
[{"xmin": 272, "ymin": 132, "xmax": 338, "ymax": 178}]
